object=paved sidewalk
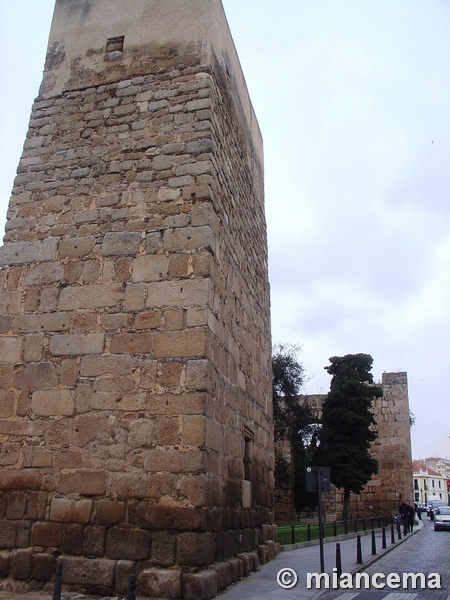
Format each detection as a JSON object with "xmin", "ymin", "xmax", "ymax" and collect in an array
[
  {"xmin": 0, "ymin": 522, "xmax": 422, "ymax": 600},
  {"xmin": 217, "ymin": 521, "xmax": 423, "ymax": 600}
]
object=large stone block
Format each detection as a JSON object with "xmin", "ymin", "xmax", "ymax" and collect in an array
[
  {"xmin": 154, "ymin": 329, "xmax": 207, "ymax": 358},
  {"xmin": 182, "ymin": 569, "xmax": 218, "ymax": 600},
  {"xmin": 0, "ymin": 552, "xmax": 10, "ymax": 577},
  {"xmin": 10, "ymin": 548, "xmax": 33, "ymax": 580},
  {"xmin": 14, "ymin": 313, "xmax": 69, "ymax": 334},
  {"xmin": 150, "ymin": 531, "xmax": 176, "ymax": 567},
  {"xmin": 59, "ymin": 556, "xmax": 115, "ymax": 587},
  {"xmin": 32, "ymin": 553, "xmax": 55, "ymax": 581},
  {"xmin": 14, "ymin": 362, "xmax": 58, "ymax": 390},
  {"xmin": 0, "ymin": 390, "xmax": 15, "ymax": 418},
  {"xmin": 146, "ymin": 279, "xmax": 211, "ymax": 309},
  {"xmin": 0, "ymin": 237, "xmax": 58, "ymax": 265},
  {"xmin": 58, "ymin": 236, "xmax": 96, "ymax": 258},
  {"xmin": 105, "ymin": 527, "xmax": 151, "ymax": 560},
  {"xmin": 31, "ymin": 390, "xmax": 73, "ymax": 416},
  {"xmin": 49, "ymin": 333, "xmax": 104, "ymax": 355},
  {"xmin": 94, "ymin": 500, "xmax": 125, "ymax": 525},
  {"xmin": 50, "ymin": 498, "xmax": 92, "ymax": 523},
  {"xmin": 59, "ymin": 470, "xmax": 106, "ymax": 495},
  {"xmin": 0, "ymin": 469, "xmax": 41, "ymax": 491},
  {"xmin": 83, "ymin": 525, "xmax": 106, "ymax": 557},
  {"xmin": 132, "ymin": 255, "xmax": 169, "ymax": 282},
  {"xmin": 31, "ymin": 522, "xmax": 62, "ymax": 547},
  {"xmin": 101, "ymin": 231, "xmax": 141, "ymax": 256},
  {"xmin": 177, "ymin": 532, "xmax": 216, "ymax": 566},
  {"xmin": 58, "ymin": 284, "xmax": 122, "ymax": 310},
  {"xmin": 0, "ymin": 337, "xmax": 22, "ymax": 363},
  {"xmin": 24, "ymin": 261, "xmax": 63, "ymax": 285},
  {"xmin": 140, "ymin": 568, "xmax": 182, "ymax": 599}
]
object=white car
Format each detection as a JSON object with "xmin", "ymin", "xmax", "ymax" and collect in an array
[{"xmin": 434, "ymin": 506, "xmax": 450, "ymax": 531}]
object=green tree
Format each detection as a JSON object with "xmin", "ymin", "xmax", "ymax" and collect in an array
[
  {"xmin": 272, "ymin": 344, "xmax": 317, "ymax": 508},
  {"xmin": 315, "ymin": 353, "xmax": 382, "ymax": 520}
]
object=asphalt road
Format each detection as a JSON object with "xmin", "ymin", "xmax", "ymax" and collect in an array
[{"xmin": 320, "ymin": 515, "xmax": 450, "ymax": 600}]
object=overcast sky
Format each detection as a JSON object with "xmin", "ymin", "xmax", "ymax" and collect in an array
[{"xmin": 0, "ymin": 1, "xmax": 449, "ymax": 460}]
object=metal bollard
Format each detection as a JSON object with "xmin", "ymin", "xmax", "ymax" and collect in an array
[
  {"xmin": 371, "ymin": 529, "xmax": 377, "ymax": 555},
  {"xmin": 356, "ymin": 534, "xmax": 362, "ymax": 564},
  {"xmin": 127, "ymin": 573, "xmax": 137, "ymax": 600},
  {"xmin": 382, "ymin": 526, "xmax": 387, "ymax": 549},
  {"xmin": 52, "ymin": 562, "xmax": 63, "ymax": 600},
  {"xmin": 391, "ymin": 521, "xmax": 395, "ymax": 544},
  {"xmin": 333, "ymin": 520, "xmax": 337, "ymax": 537},
  {"xmin": 397, "ymin": 520, "xmax": 402, "ymax": 540},
  {"xmin": 291, "ymin": 524, "xmax": 296, "ymax": 545},
  {"xmin": 336, "ymin": 542, "xmax": 342, "ymax": 578},
  {"xmin": 307, "ymin": 523, "xmax": 311, "ymax": 542}
]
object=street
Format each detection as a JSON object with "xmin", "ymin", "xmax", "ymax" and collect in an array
[{"xmin": 320, "ymin": 516, "xmax": 450, "ymax": 600}]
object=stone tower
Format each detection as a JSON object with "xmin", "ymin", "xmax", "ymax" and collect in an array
[
  {"xmin": 275, "ymin": 372, "xmax": 413, "ymax": 521},
  {"xmin": 0, "ymin": 2, "xmax": 275, "ymax": 597}
]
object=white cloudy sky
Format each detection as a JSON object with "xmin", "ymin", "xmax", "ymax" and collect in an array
[{"xmin": 0, "ymin": 1, "xmax": 449, "ymax": 460}]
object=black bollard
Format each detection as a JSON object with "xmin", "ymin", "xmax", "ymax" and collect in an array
[
  {"xmin": 127, "ymin": 573, "xmax": 137, "ymax": 600},
  {"xmin": 336, "ymin": 542, "xmax": 342, "ymax": 578},
  {"xmin": 52, "ymin": 562, "xmax": 63, "ymax": 600},
  {"xmin": 371, "ymin": 529, "xmax": 377, "ymax": 555},
  {"xmin": 382, "ymin": 526, "xmax": 387, "ymax": 549},
  {"xmin": 356, "ymin": 534, "xmax": 363, "ymax": 564},
  {"xmin": 397, "ymin": 520, "xmax": 402, "ymax": 540},
  {"xmin": 291, "ymin": 524, "xmax": 296, "ymax": 545},
  {"xmin": 391, "ymin": 521, "xmax": 395, "ymax": 544}
]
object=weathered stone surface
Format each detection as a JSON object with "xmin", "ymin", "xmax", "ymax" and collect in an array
[
  {"xmin": 105, "ymin": 527, "xmax": 151, "ymax": 560},
  {"xmin": 58, "ymin": 236, "xmax": 96, "ymax": 258},
  {"xmin": 31, "ymin": 390, "xmax": 73, "ymax": 416},
  {"xmin": 101, "ymin": 231, "xmax": 141, "ymax": 256},
  {"xmin": 0, "ymin": 238, "xmax": 58, "ymax": 265},
  {"xmin": 14, "ymin": 313, "xmax": 69, "ymax": 334},
  {"xmin": 0, "ymin": 552, "xmax": 10, "ymax": 578},
  {"xmin": 177, "ymin": 532, "xmax": 216, "ymax": 566},
  {"xmin": 182, "ymin": 569, "xmax": 218, "ymax": 600},
  {"xmin": 32, "ymin": 553, "xmax": 55, "ymax": 581},
  {"xmin": 14, "ymin": 362, "xmax": 58, "ymax": 390},
  {"xmin": 132, "ymin": 255, "xmax": 169, "ymax": 282},
  {"xmin": 140, "ymin": 568, "xmax": 182, "ymax": 599},
  {"xmin": 58, "ymin": 284, "xmax": 122, "ymax": 310},
  {"xmin": 49, "ymin": 333, "xmax": 104, "ymax": 355},
  {"xmin": 0, "ymin": 338, "xmax": 22, "ymax": 363},
  {"xmin": 94, "ymin": 500, "xmax": 125, "ymax": 525},
  {"xmin": 59, "ymin": 470, "xmax": 106, "ymax": 495},
  {"xmin": 50, "ymin": 498, "xmax": 92, "ymax": 523},
  {"xmin": 10, "ymin": 548, "xmax": 33, "ymax": 580},
  {"xmin": 31, "ymin": 522, "xmax": 62, "ymax": 547},
  {"xmin": 0, "ymin": 469, "xmax": 41, "ymax": 491},
  {"xmin": 59, "ymin": 556, "xmax": 115, "ymax": 587}
]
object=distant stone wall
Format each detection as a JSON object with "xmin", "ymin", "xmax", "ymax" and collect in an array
[
  {"xmin": 0, "ymin": 2, "xmax": 275, "ymax": 598},
  {"xmin": 275, "ymin": 373, "xmax": 413, "ymax": 521}
]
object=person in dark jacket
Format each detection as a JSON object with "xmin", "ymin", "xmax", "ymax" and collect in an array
[
  {"xmin": 407, "ymin": 501, "xmax": 415, "ymax": 532},
  {"xmin": 399, "ymin": 500, "xmax": 409, "ymax": 535}
]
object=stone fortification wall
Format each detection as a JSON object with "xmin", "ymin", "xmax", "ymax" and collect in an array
[
  {"xmin": 0, "ymin": 1, "xmax": 275, "ymax": 598},
  {"xmin": 275, "ymin": 373, "xmax": 413, "ymax": 521}
]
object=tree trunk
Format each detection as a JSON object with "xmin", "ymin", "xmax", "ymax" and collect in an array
[{"xmin": 342, "ymin": 487, "xmax": 351, "ymax": 521}]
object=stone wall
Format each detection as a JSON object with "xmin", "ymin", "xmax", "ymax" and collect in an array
[
  {"xmin": 0, "ymin": 2, "xmax": 276, "ymax": 598},
  {"xmin": 275, "ymin": 373, "xmax": 413, "ymax": 521}
]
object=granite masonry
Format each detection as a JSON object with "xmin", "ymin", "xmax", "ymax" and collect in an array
[
  {"xmin": 275, "ymin": 372, "xmax": 413, "ymax": 521},
  {"xmin": 0, "ymin": 2, "xmax": 276, "ymax": 598}
]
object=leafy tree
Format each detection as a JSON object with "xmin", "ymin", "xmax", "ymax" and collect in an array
[
  {"xmin": 272, "ymin": 344, "xmax": 317, "ymax": 507},
  {"xmin": 315, "ymin": 353, "xmax": 382, "ymax": 520}
]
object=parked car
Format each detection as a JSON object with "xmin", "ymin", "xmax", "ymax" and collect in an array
[
  {"xmin": 428, "ymin": 500, "xmax": 448, "ymax": 520},
  {"xmin": 434, "ymin": 506, "xmax": 450, "ymax": 531}
]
